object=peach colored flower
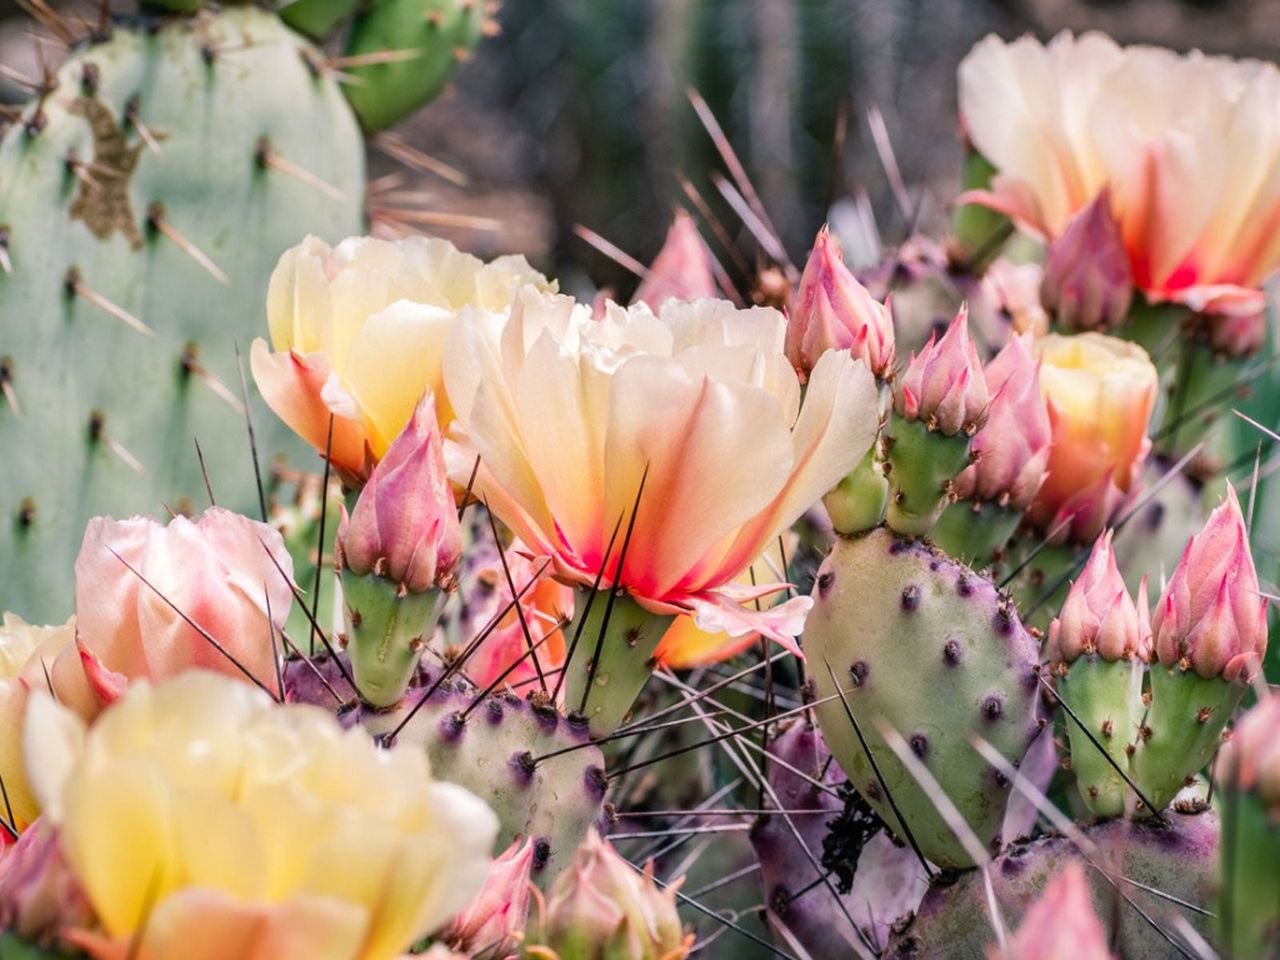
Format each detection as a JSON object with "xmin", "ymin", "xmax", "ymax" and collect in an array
[
  {"xmin": 29, "ymin": 672, "xmax": 498, "ymax": 960},
  {"xmin": 444, "ymin": 290, "xmax": 879, "ymax": 650},
  {"xmin": 73, "ymin": 508, "xmax": 295, "ymax": 704},
  {"xmin": 960, "ymin": 32, "xmax": 1280, "ymax": 317},
  {"xmin": 1030, "ymin": 333, "xmax": 1158, "ymax": 542},
  {"xmin": 252, "ymin": 235, "xmax": 552, "ymax": 481}
]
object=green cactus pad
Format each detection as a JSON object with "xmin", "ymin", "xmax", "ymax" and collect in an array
[
  {"xmin": 1219, "ymin": 788, "xmax": 1280, "ymax": 959},
  {"xmin": 805, "ymin": 529, "xmax": 1044, "ymax": 869},
  {"xmin": 358, "ymin": 668, "xmax": 608, "ymax": 881},
  {"xmin": 342, "ymin": 571, "xmax": 445, "ymax": 708},
  {"xmin": 1056, "ymin": 656, "xmax": 1145, "ymax": 820},
  {"xmin": 823, "ymin": 446, "xmax": 889, "ymax": 537},
  {"xmin": 884, "ymin": 414, "xmax": 973, "ymax": 538},
  {"xmin": 0, "ymin": 8, "xmax": 365, "ymax": 622},
  {"xmin": 931, "ymin": 498, "xmax": 1021, "ymax": 571},
  {"xmin": 884, "ymin": 809, "xmax": 1220, "ymax": 959},
  {"xmin": 342, "ymin": 0, "xmax": 485, "ymax": 131}
]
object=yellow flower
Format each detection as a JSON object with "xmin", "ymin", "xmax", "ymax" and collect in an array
[
  {"xmin": 30, "ymin": 671, "xmax": 498, "ymax": 960},
  {"xmin": 0, "ymin": 614, "xmax": 87, "ymax": 832},
  {"xmin": 1030, "ymin": 333, "xmax": 1158, "ymax": 542},
  {"xmin": 251, "ymin": 235, "xmax": 553, "ymax": 481}
]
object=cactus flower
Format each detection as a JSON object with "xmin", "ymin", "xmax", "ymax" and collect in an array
[
  {"xmin": 1030, "ymin": 333, "xmax": 1158, "ymax": 542},
  {"xmin": 1152, "ymin": 486, "xmax": 1267, "ymax": 682},
  {"xmin": 992, "ymin": 862, "xmax": 1114, "ymax": 960},
  {"xmin": 894, "ymin": 308, "xmax": 989, "ymax": 437},
  {"xmin": 953, "ymin": 333, "xmax": 1050, "ymax": 509},
  {"xmin": 1047, "ymin": 532, "xmax": 1147, "ymax": 663},
  {"xmin": 527, "ymin": 830, "xmax": 693, "ymax": 960},
  {"xmin": 0, "ymin": 817, "xmax": 93, "ymax": 945},
  {"xmin": 787, "ymin": 226, "xmax": 895, "ymax": 381},
  {"xmin": 1040, "ymin": 189, "xmax": 1133, "ymax": 332},
  {"xmin": 443, "ymin": 837, "xmax": 535, "ymax": 959},
  {"xmin": 338, "ymin": 393, "xmax": 462, "ymax": 595},
  {"xmin": 959, "ymin": 32, "xmax": 1280, "ymax": 319},
  {"xmin": 251, "ymin": 235, "xmax": 552, "ymax": 482},
  {"xmin": 1219, "ymin": 695, "xmax": 1280, "ymax": 815},
  {"xmin": 73, "ymin": 508, "xmax": 294, "ymax": 706},
  {"xmin": 444, "ymin": 289, "xmax": 878, "ymax": 651},
  {"xmin": 0, "ymin": 615, "xmax": 92, "ymax": 834},
  {"xmin": 984, "ymin": 259, "xmax": 1049, "ymax": 337},
  {"xmin": 631, "ymin": 210, "xmax": 718, "ymax": 310},
  {"xmin": 29, "ymin": 671, "xmax": 498, "ymax": 960}
]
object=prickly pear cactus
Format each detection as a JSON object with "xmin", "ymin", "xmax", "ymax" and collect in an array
[
  {"xmin": 0, "ymin": 9, "xmax": 365, "ymax": 622},
  {"xmin": 804, "ymin": 529, "xmax": 1044, "ymax": 869},
  {"xmin": 884, "ymin": 809, "xmax": 1220, "ymax": 959},
  {"xmin": 355, "ymin": 669, "xmax": 609, "ymax": 882}
]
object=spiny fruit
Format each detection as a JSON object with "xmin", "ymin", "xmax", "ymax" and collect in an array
[{"xmin": 804, "ymin": 528, "xmax": 1044, "ymax": 869}]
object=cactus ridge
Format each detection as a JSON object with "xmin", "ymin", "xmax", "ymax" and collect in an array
[{"xmin": 804, "ymin": 528, "xmax": 1045, "ymax": 869}]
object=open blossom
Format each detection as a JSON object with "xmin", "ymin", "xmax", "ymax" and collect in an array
[
  {"xmin": 73, "ymin": 508, "xmax": 295, "ymax": 706},
  {"xmin": 29, "ymin": 672, "xmax": 498, "ymax": 960},
  {"xmin": 953, "ymin": 333, "xmax": 1050, "ymax": 509},
  {"xmin": 444, "ymin": 289, "xmax": 878, "ymax": 648},
  {"xmin": 251, "ymin": 235, "xmax": 552, "ymax": 482},
  {"xmin": 0, "ymin": 615, "xmax": 92, "ymax": 833},
  {"xmin": 1047, "ymin": 532, "xmax": 1148, "ymax": 663},
  {"xmin": 960, "ymin": 33, "xmax": 1280, "ymax": 318},
  {"xmin": 632, "ymin": 210, "xmax": 718, "ymax": 309},
  {"xmin": 1030, "ymin": 333, "xmax": 1157, "ymax": 542},
  {"xmin": 1152, "ymin": 487, "xmax": 1267, "ymax": 681},
  {"xmin": 787, "ymin": 226, "xmax": 895, "ymax": 380},
  {"xmin": 338, "ymin": 393, "xmax": 461, "ymax": 594},
  {"xmin": 894, "ymin": 308, "xmax": 989, "ymax": 436},
  {"xmin": 991, "ymin": 862, "xmax": 1113, "ymax": 960},
  {"xmin": 1040, "ymin": 189, "xmax": 1133, "ymax": 331}
]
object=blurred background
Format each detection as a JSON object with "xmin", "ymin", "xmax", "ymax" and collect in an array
[{"xmin": 4, "ymin": 0, "xmax": 1279, "ymax": 291}]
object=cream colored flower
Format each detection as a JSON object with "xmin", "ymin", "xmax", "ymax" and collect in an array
[
  {"xmin": 960, "ymin": 33, "xmax": 1280, "ymax": 317},
  {"xmin": 29, "ymin": 671, "xmax": 498, "ymax": 960},
  {"xmin": 444, "ymin": 289, "xmax": 878, "ymax": 648},
  {"xmin": 252, "ymin": 235, "xmax": 553, "ymax": 481}
]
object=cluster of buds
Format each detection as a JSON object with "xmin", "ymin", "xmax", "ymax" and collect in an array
[
  {"xmin": 935, "ymin": 332, "xmax": 1050, "ymax": 563},
  {"xmin": 526, "ymin": 831, "xmax": 693, "ymax": 960},
  {"xmin": 1047, "ymin": 532, "xmax": 1150, "ymax": 667},
  {"xmin": 882, "ymin": 310, "xmax": 989, "ymax": 536},
  {"xmin": 338, "ymin": 392, "xmax": 462, "ymax": 707},
  {"xmin": 787, "ymin": 226, "xmax": 896, "ymax": 381}
]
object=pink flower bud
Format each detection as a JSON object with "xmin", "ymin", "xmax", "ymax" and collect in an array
[
  {"xmin": 787, "ymin": 226, "xmax": 895, "ymax": 380},
  {"xmin": 1152, "ymin": 487, "xmax": 1268, "ymax": 682},
  {"xmin": 953, "ymin": 333, "xmax": 1050, "ymax": 509},
  {"xmin": 0, "ymin": 818, "xmax": 93, "ymax": 945},
  {"xmin": 894, "ymin": 307, "xmax": 989, "ymax": 436},
  {"xmin": 1047, "ymin": 532, "xmax": 1147, "ymax": 663},
  {"xmin": 1219, "ymin": 696, "xmax": 1280, "ymax": 815},
  {"xmin": 533, "ymin": 831, "xmax": 693, "ymax": 960},
  {"xmin": 1040, "ymin": 189, "xmax": 1134, "ymax": 332},
  {"xmin": 992, "ymin": 862, "xmax": 1114, "ymax": 960},
  {"xmin": 631, "ymin": 210, "xmax": 718, "ymax": 309},
  {"xmin": 444, "ymin": 837, "xmax": 535, "ymax": 959},
  {"xmin": 338, "ymin": 392, "xmax": 462, "ymax": 594}
]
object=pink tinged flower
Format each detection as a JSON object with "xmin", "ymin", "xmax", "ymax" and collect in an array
[
  {"xmin": 1040, "ymin": 189, "xmax": 1134, "ymax": 331},
  {"xmin": 443, "ymin": 291, "xmax": 880, "ymax": 651},
  {"xmin": 992, "ymin": 862, "xmax": 1114, "ymax": 960},
  {"xmin": 786, "ymin": 226, "xmax": 896, "ymax": 381},
  {"xmin": 443, "ymin": 837, "xmax": 535, "ymax": 959},
  {"xmin": 894, "ymin": 307, "xmax": 989, "ymax": 436},
  {"xmin": 953, "ymin": 333, "xmax": 1050, "ymax": 509},
  {"xmin": 984, "ymin": 260, "xmax": 1049, "ymax": 337},
  {"xmin": 632, "ymin": 210, "xmax": 719, "ymax": 309},
  {"xmin": 0, "ymin": 817, "xmax": 93, "ymax": 945},
  {"xmin": 1152, "ymin": 486, "xmax": 1268, "ymax": 681},
  {"xmin": 337, "ymin": 392, "xmax": 462, "ymax": 594},
  {"xmin": 73, "ymin": 508, "xmax": 295, "ymax": 706},
  {"xmin": 1047, "ymin": 531, "xmax": 1146, "ymax": 663},
  {"xmin": 958, "ymin": 33, "xmax": 1280, "ymax": 314}
]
